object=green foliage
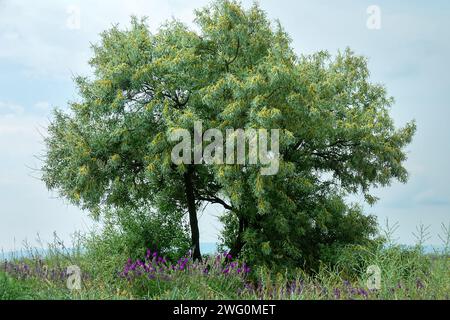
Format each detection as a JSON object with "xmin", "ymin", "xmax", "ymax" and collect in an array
[
  {"xmin": 327, "ymin": 243, "xmax": 431, "ymax": 282},
  {"xmin": 154, "ymin": 272, "xmax": 245, "ymax": 300},
  {"xmin": 119, "ymin": 256, "xmax": 248, "ymax": 300},
  {"xmin": 236, "ymin": 199, "xmax": 379, "ymax": 271},
  {"xmin": 2, "ymin": 221, "xmax": 449, "ymax": 300},
  {"xmin": 0, "ymin": 271, "xmax": 83, "ymax": 300},
  {"xmin": 1, "ymin": 243, "xmax": 448, "ymax": 300},
  {"xmin": 41, "ymin": 0, "xmax": 415, "ymax": 269},
  {"xmin": 0, "ymin": 272, "xmax": 23, "ymax": 300},
  {"xmin": 82, "ymin": 205, "xmax": 190, "ymax": 283}
]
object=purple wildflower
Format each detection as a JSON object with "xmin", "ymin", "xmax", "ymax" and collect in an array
[
  {"xmin": 416, "ymin": 279, "xmax": 425, "ymax": 290},
  {"xmin": 358, "ymin": 288, "xmax": 368, "ymax": 299},
  {"xmin": 334, "ymin": 288, "xmax": 341, "ymax": 300}
]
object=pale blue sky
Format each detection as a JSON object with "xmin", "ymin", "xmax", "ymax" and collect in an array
[{"xmin": 0, "ymin": 0, "xmax": 449, "ymax": 251}]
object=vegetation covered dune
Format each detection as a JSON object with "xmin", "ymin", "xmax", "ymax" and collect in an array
[{"xmin": 1, "ymin": 1, "xmax": 448, "ymax": 300}]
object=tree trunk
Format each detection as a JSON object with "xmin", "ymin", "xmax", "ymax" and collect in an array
[
  {"xmin": 184, "ymin": 165, "xmax": 202, "ymax": 261},
  {"xmin": 229, "ymin": 216, "xmax": 247, "ymax": 259}
]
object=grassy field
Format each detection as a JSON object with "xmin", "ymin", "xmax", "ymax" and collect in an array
[{"xmin": 1, "ymin": 239, "xmax": 448, "ymax": 300}]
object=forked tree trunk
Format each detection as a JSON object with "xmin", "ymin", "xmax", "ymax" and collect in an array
[{"xmin": 184, "ymin": 165, "xmax": 202, "ymax": 261}]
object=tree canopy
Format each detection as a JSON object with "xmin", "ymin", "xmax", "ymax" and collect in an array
[{"xmin": 42, "ymin": 0, "xmax": 415, "ymax": 268}]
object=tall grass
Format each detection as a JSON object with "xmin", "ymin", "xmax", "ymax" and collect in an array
[{"xmin": 1, "ymin": 223, "xmax": 449, "ymax": 300}]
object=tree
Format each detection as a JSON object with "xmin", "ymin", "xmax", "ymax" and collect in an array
[
  {"xmin": 42, "ymin": 18, "xmax": 210, "ymax": 260},
  {"xmin": 42, "ymin": 0, "xmax": 415, "ymax": 268}
]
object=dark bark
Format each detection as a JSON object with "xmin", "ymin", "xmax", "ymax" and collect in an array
[
  {"xmin": 184, "ymin": 165, "xmax": 202, "ymax": 261},
  {"xmin": 229, "ymin": 216, "xmax": 247, "ymax": 259}
]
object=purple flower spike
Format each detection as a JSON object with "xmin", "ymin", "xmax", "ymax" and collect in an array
[
  {"xmin": 334, "ymin": 288, "xmax": 341, "ymax": 300},
  {"xmin": 358, "ymin": 288, "xmax": 368, "ymax": 298},
  {"xmin": 416, "ymin": 279, "xmax": 425, "ymax": 290}
]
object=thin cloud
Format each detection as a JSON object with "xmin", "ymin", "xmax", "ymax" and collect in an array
[{"xmin": 0, "ymin": 101, "xmax": 24, "ymax": 117}]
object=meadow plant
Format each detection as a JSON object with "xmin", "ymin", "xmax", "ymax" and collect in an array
[
  {"xmin": 117, "ymin": 250, "xmax": 251, "ymax": 299},
  {"xmin": 1, "ymin": 223, "xmax": 448, "ymax": 300},
  {"xmin": 1, "ymin": 256, "xmax": 91, "ymax": 285}
]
